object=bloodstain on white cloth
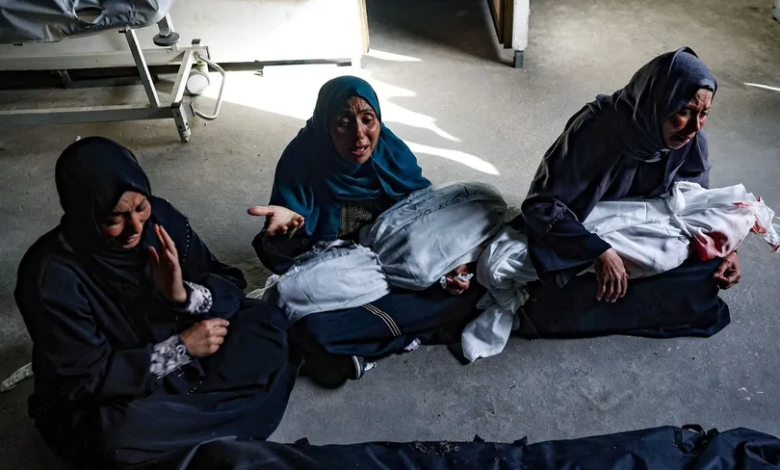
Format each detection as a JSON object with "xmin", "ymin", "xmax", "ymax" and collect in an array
[{"xmin": 686, "ymin": 190, "xmax": 780, "ymax": 260}]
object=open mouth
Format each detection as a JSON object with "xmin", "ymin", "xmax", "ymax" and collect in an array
[
  {"xmin": 122, "ymin": 234, "xmax": 140, "ymax": 246},
  {"xmin": 350, "ymin": 145, "xmax": 370, "ymax": 158}
]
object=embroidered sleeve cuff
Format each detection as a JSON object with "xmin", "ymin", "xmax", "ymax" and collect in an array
[
  {"xmin": 174, "ymin": 281, "xmax": 213, "ymax": 315},
  {"xmin": 150, "ymin": 335, "xmax": 192, "ymax": 378}
]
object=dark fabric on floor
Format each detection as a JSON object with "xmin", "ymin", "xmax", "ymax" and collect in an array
[
  {"xmin": 175, "ymin": 426, "xmax": 780, "ymax": 470},
  {"xmin": 101, "ymin": 299, "xmax": 297, "ymax": 469},
  {"xmin": 517, "ymin": 258, "xmax": 730, "ymax": 339},
  {"xmin": 292, "ymin": 284, "xmax": 485, "ymax": 361},
  {"xmin": 39, "ymin": 300, "xmax": 295, "ymax": 470}
]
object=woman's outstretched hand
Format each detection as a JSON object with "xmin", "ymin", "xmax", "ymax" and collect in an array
[
  {"xmin": 594, "ymin": 248, "xmax": 628, "ymax": 303},
  {"xmin": 181, "ymin": 318, "xmax": 229, "ymax": 357},
  {"xmin": 148, "ymin": 224, "xmax": 187, "ymax": 303},
  {"xmin": 714, "ymin": 251, "xmax": 741, "ymax": 290},
  {"xmin": 248, "ymin": 205, "xmax": 305, "ymax": 237}
]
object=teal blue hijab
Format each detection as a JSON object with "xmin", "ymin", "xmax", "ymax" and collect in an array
[{"xmin": 269, "ymin": 76, "xmax": 430, "ymax": 242}]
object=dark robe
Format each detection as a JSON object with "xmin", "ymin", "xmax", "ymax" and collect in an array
[{"xmin": 15, "ymin": 138, "xmax": 296, "ymax": 469}]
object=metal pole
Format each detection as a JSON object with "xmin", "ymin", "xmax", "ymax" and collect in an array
[
  {"xmin": 511, "ymin": 0, "xmax": 530, "ymax": 69},
  {"xmin": 170, "ymin": 49, "xmax": 197, "ymax": 105},
  {"xmin": 0, "ymin": 105, "xmax": 174, "ymax": 126},
  {"xmin": 157, "ymin": 13, "xmax": 175, "ymax": 38},
  {"xmin": 125, "ymin": 28, "xmax": 161, "ymax": 108}
]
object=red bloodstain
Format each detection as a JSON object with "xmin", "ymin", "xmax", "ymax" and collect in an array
[{"xmin": 692, "ymin": 231, "xmax": 731, "ymax": 260}]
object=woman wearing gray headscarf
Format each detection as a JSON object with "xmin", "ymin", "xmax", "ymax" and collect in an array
[{"xmin": 515, "ymin": 47, "xmax": 738, "ymax": 338}]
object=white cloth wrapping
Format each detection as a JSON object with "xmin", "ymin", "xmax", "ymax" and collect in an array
[
  {"xmin": 360, "ymin": 181, "xmax": 508, "ymax": 289},
  {"xmin": 462, "ymin": 227, "xmax": 536, "ymax": 361},
  {"xmin": 462, "ymin": 182, "xmax": 780, "ymax": 362},
  {"xmin": 264, "ymin": 181, "xmax": 508, "ymax": 322},
  {"xmin": 263, "ymin": 240, "xmax": 391, "ymax": 323},
  {"xmin": 0, "ymin": 0, "xmax": 176, "ymax": 44}
]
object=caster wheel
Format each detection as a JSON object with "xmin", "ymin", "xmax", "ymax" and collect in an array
[{"xmin": 179, "ymin": 129, "xmax": 192, "ymax": 143}]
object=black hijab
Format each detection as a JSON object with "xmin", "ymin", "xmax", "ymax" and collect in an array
[
  {"xmin": 56, "ymin": 137, "xmax": 154, "ymax": 301},
  {"xmin": 591, "ymin": 46, "xmax": 718, "ymax": 162}
]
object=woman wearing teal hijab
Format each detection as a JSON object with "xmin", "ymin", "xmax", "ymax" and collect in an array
[
  {"xmin": 249, "ymin": 77, "xmax": 483, "ymax": 388},
  {"xmin": 251, "ymin": 76, "xmax": 431, "ymax": 274}
]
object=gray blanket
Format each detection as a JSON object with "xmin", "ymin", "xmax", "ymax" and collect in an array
[{"xmin": 0, "ymin": 0, "xmax": 175, "ymax": 43}]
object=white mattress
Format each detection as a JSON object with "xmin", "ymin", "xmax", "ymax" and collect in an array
[{"xmin": 0, "ymin": 0, "xmax": 176, "ymax": 44}]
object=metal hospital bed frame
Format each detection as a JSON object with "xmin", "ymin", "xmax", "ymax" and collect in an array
[{"xmin": 0, "ymin": 15, "xmax": 224, "ymax": 143}]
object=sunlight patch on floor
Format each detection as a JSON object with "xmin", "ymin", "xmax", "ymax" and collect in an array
[{"xmin": 198, "ymin": 61, "xmax": 497, "ymax": 174}]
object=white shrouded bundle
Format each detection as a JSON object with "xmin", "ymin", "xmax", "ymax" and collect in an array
[{"xmin": 462, "ymin": 182, "xmax": 780, "ymax": 362}]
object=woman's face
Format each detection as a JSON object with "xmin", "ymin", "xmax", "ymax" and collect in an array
[
  {"xmin": 662, "ymin": 88, "xmax": 713, "ymax": 150},
  {"xmin": 331, "ymin": 96, "xmax": 381, "ymax": 165},
  {"xmin": 100, "ymin": 191, "xmax": 151, "ymax": 249}
]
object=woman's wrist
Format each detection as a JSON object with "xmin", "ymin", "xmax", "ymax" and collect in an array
[
  {"xmin": 172, "ymin": 281, "xmax": 213, "ymax": 315},
  {"xmin": 171, "ymin": 283, "xmax": 188, "ymax": 303}
]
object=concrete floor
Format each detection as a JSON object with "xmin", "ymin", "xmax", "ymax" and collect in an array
[{"xmin": 1, "ymin": 0, "xmax": 780, "ymax": 467}]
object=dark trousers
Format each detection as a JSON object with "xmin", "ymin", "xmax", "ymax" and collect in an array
[
  {"xmin": 518, "ymin": 258, "xmax": 730, "ymax": 339},
  {"xmin": 292, "ymin": 285, "xmax": 486, "ymax": 361}
]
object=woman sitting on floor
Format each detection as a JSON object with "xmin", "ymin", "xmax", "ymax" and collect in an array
[
  {"xmin": 250, "ymin": 76, "xmax": 482, "ymax": 387},
  {"xmin": 15, "ymin": 138, "xmax": 296, "ymax": 469},
  {"xmin": 515, "ymin": 47, "xmax": 738, "ymax": 338}
]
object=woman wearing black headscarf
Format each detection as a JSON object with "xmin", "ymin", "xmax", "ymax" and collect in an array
[
  {"xmin": 15, "ymin": 137, "xmax": 297, "ymax": 469},
  {"xmin": 515, "ymin": 47, "xmax": 737, "ymax": 338}
]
